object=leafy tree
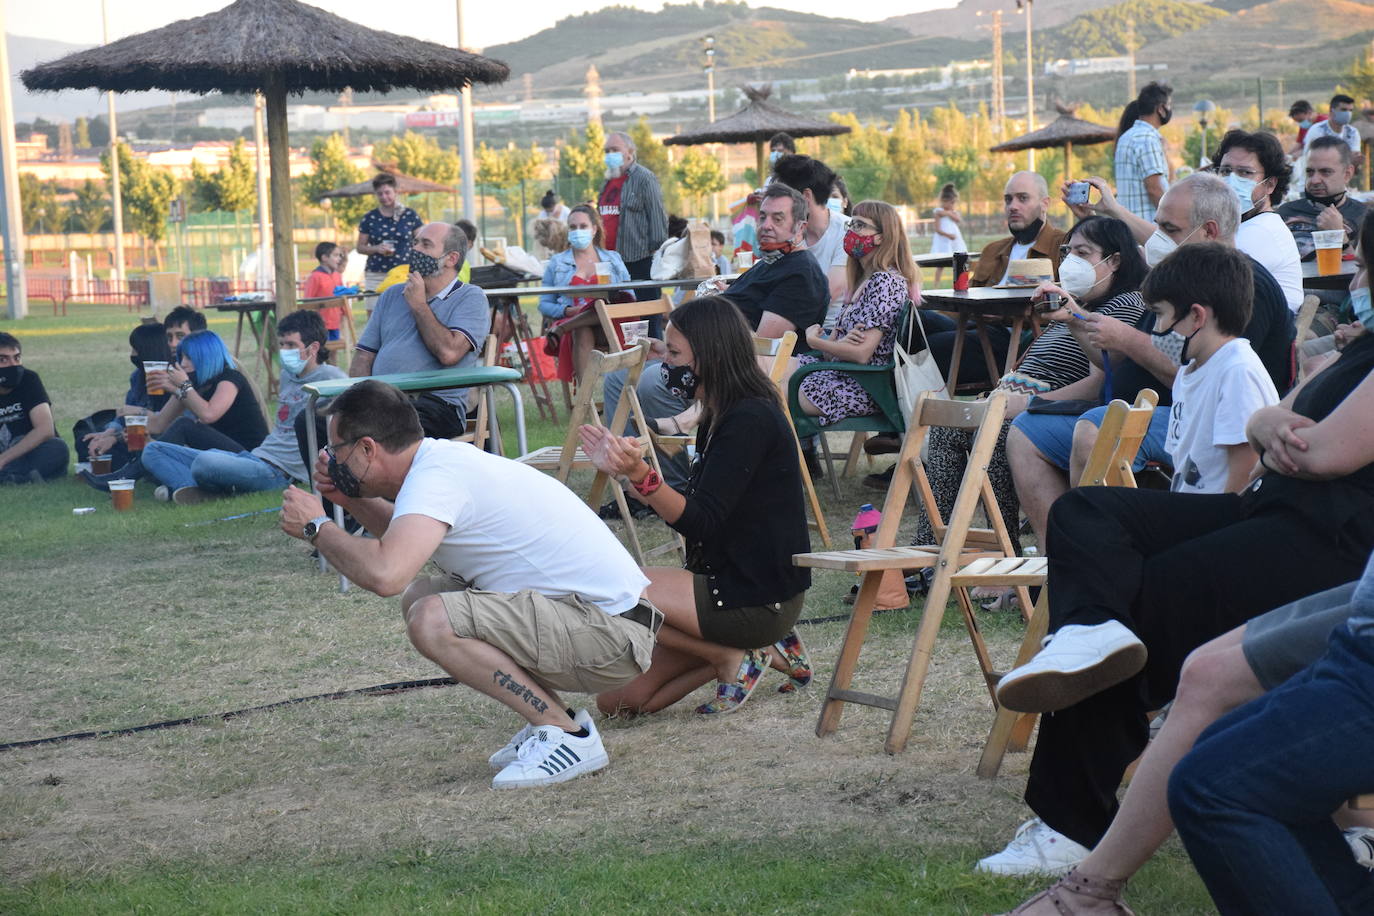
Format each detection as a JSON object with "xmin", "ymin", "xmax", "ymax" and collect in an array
[
  {"xmin": 101, "ymin": 141, "xmax": 180, "ymax": 249},
  {"xmin": 627, "ymin": 115, "xmax": 681, "ymax": 213},
  {"xmin": 300, "ymin": 133, "xmax": 371, "ymax": 229},
  {"xmin": 887, "ymin": 108, "xmax": 937, "ymax": 207},
  {"xmin": 1046, "ymin": 0, "xmax": 1226, "ymax": 59},
  {"xmin": 674, "ymin": 146, "xmax": 726, "ymax": 213},
  {"xmin": 933, "ymin": 145, "xmax": 981, "ymax": 200},
  {"xmin": 373, "ymin": 131, "xmax": 460, "ymax": 185},
  {"xmin": 477, "ymin": 142, "xmax": 546, "ymax": 244},
  {"xmin": 557, "ymin": 121, "xmax": 606, "ymax": 203},
  {"xmin": 71, "ymin": 179, "xmax": 111, "ymax": 234},
  {"xmin": 18, "ymin": 174, "xmax": 65, "ymax": 234},
  {"xmin": 1342, "ymin": 48, "xmax": 1374, "ymax": 104},
  {"xmin": 187, "ymin": 138, "xmax": 257, "ymax": 213}
]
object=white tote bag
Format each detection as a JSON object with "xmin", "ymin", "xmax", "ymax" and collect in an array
[{"xmin": 893, "ymin": 301, "xmax": 949, "ymax": 424}]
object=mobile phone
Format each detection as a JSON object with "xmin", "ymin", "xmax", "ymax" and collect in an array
[
  {"xmin": 1036, "ymin": 292, "xmax": 1063, "ymax": 313},
  {"xmin": 1066, "ymin": 181, "xmax": 1090, "ymax": 205}
]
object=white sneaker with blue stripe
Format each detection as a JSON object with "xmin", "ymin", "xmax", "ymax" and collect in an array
[{"xmin": 491, "ymin": 718, "xmax": 609, "ymax": 789}]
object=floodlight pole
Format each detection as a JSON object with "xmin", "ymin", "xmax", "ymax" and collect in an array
[
  {"xmin": 456, "ymin": 0, "xmax": 477, "ymax": 227},
  {"xmin": 1022, "ymin": 0, "xmax": 1035, "ymax": 170},
  {"xmin": 102, "ymin": 0, "xmax": 125, "ymax": 286},
  {"xmin": 253, "ymin": 94, "xmax": 272, "ymax": 293},
  {"xmin": 0, "ymin": 15, "xmax": 27, "ymax": 319}
]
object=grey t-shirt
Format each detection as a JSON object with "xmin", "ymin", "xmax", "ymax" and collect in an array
[
  {"xmin": 356, "ymin": 279, "xmax": 492, "ymax": 410},
  {"xmin": 253, "ymin": 362, "xmax": 346, "ymax": 481}
]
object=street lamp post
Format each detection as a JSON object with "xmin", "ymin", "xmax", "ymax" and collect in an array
[
  {"xmin": 704, "ymin": 35, "xmax": 717, "ymax": 223},
  {"xmin": 1194, "ymin": 99, "xmax": 1216, "ymax": 168},
  {"xmin": 1017, "ymin": 0, "xmax": 1036, "ymax": 169}
]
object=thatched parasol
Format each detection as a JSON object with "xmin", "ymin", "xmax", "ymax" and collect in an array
[
  {"xmin": 320, "ymin": 171, "xmax": 455, "ymax": 198},
  {"xmin": 21, "ymin": 0, "xmax": 508, "ymax": 314},
  {"xmin": 988, "ymin": 106, "xmax": 1117, "ymax": 177},
  {"xmin": 664, "ymin": 84, "xmax": 852, "ymax": 181}
]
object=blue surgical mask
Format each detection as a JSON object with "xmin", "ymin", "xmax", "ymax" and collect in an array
[
  {"xmin": 1299, "ymin": 119, "xmax": 1313, "ymax": 130},
  {"xmin": 1224, "ymin": 173, "xmax": 1258, "ymax": 214},
  {"xmin": 567, "ymin": 228, "xmax": 594, "ymax": 250},
  {"xmin": 827, "ymin": 197, "xmax": 844, "ymax": 214},
  {"xmin": 1352, "ymin": 287, "xmax": 1374, "ymax": 326},
  {"xmin": 769, "ymin": 150, "xmax": 782, "ymax": 165},
  {"xmin": 604, "ymin": 151, "xmax": 624, "ymax": 170},
  {"xmin": 1333, "ymin": 109, "xmax": 1354, "ymax": 126},
  {"xmin": 279, "ymin": 348, "xmax": 308, "ymax": 376}
]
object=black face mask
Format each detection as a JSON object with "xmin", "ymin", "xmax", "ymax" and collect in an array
[
  {"xmin": 0, "ymin": 365, "xmax": 23, "ymax": 389},
  {"xmin": 328, "ymin": 453, "xmax": 364, "ymax": 499},
  {"xmin": 1010, "ymin": 217, "xmax": 1044, "ymax": 245},
  {"xmin": 409, "ymin": 250, "xmax": 444, "ymax": 278},
  {"xmin": 130, "ymin": 355, "xmax": 142, "ymax": 369},
  {"xmin": 660, "ymin": 362, "xmax": 700, "ymax": 400},
  {"xmin": 1158, "ymin": 105, "xmax": 1173, "ymax": 126},
  {"xmin": 1308, "ymin": 191, "xmax": 1346, "ymax": 208}
]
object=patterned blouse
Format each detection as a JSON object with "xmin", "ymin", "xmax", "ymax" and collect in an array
[{"xmin": 359, "ymin": 206, "xmax": 423, "ymax": 274}]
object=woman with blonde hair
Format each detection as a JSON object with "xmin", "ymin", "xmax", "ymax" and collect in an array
[{"xmin": 794, "ymin": 199, "xmax": 917, "ymax": 425}]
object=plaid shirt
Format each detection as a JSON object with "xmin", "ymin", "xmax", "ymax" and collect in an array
[
  {"xmin": 1114, "ymin": 120, "xmax": 1169, "ymax": 221},
  {"xmin": 604, "ymin": 162, "xmax": 668, "ymax": 264}
]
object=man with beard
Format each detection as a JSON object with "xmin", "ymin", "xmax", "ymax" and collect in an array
[{"xmin": 1279, "ymin": 135, "xmax": 1367, "ymax": 264}]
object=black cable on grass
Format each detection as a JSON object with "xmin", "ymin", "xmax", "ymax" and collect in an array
[{"xmin": 0, "ymin": 676, "xmax": 457, "ymax": 753}]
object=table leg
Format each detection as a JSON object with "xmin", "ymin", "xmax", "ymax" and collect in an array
[
  {"xmin": 234, "ymin": 311, "xmax": 246, "ymax": 357},
  {"xmin": 504, "ymin": 300, "xmax": 559, "ymax": 422},
  {"xmin": 1004, "ymin": 313, "xmax": 1026, "ymax": 374},
  {"xmin": 970, "ymin": 313, "xmax": 1001, "ymax": 384},
  {"xmin": 946, "ymin": 312, "xmax": 967, "ymax": 395}
]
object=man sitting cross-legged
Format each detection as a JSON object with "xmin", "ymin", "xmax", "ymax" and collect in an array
[{"xmin": 280, "ymin": 379, "xmax": 659, "ymax": 789}]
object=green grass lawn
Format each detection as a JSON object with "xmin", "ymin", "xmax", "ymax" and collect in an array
[{"xmin": 0, "ymin": 303, "xmax": 1214, "ymax": 914}]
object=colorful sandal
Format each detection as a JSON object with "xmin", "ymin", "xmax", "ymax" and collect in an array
[
  {"xmin": 695, "ymin": 649, "xmax": 768, "ymax": 715},
  {"xmin": 773, "ymin": 630, "xmax": 813, "ymax": 694}
]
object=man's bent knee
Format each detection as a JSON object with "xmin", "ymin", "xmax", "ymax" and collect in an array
[{"xmin": 405, "ymin": 594, "xmax": 454, "ymax": 651}]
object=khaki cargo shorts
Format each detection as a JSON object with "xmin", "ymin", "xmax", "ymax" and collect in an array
[{"xmin": 425, "ymin": 574, "xmax": 658, "ymax": 695}]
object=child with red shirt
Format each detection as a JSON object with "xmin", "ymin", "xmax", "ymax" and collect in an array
[{"xmin": 304, "ymin": 242, "xmax": 345, "ymax": 340}]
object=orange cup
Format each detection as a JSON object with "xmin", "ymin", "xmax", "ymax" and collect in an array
[
  {"xmin": 125, "ymin": 415, "xmax": 148, "ymax": 451},
  {"xmin": 109, "ymin": 478, "xmax": 135, "ymax": 511}
]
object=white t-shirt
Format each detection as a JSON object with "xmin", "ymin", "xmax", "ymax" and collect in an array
[
  {"xmin": 1237, "ymin": 210, "xmax": 1303, "ymax": 312},
  {"xmin": 1166, "ymin": 338, "xmax": 1278, "ymax": 495},
  {"xmin": 391, "ymin": 439, "xmax": 650, "ymax": 614}
]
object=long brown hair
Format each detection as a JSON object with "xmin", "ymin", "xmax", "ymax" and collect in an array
[
  {"xmin": 669, "ymin": 295, "xmax": 778, "ymax": 431},
  {"xmin": 568, "ymin": 203, "xmax": 605, "ymax": 250},
  {"xmin": 845, "ymin": 200, "xmax": 919, "ymax": 302}
]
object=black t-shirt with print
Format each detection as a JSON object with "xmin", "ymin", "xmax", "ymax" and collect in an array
[{"xmin": 0, "ymin": 368, "xmax": 49, "ymax": 454}]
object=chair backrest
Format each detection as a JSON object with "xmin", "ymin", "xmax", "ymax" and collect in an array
[
  {"xmin": 1077, "ymin": 389, "xmax": 1159, "ymax": 488},
  {"xmin": 452, "ymin": 335, "xmax": 500, "ymax": 450},
  {"xmin": 754, "ymin": 331, "xmax": 797, "ymax": 391},
  {"xmin": 595, "ymin": 297, "xmax": 674, "ymax": 352},
  {"xmin": 871, "ymin": 391, "xmax": 1010, "ymax": 555},
  {"xmin": 1294, "ymin": 294, "xmax": 1321, "ymax": 344},
  {"xmin": 551, "ymin": 339, "xmax": 653, "ymax": 481}
]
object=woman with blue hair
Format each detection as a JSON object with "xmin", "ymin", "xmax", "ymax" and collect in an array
[{"xmin": 83, "ymin": 329, "xmax": 267, "ymax": 500}]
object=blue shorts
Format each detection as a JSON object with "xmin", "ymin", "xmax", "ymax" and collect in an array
[{"xmin": 1010, "ymin": 404, "xmax": 1171, "ymax": 471}]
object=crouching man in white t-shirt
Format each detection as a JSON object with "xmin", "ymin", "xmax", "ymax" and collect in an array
[
  {"xmin": 280, "ymin": 379, "xmax": 658, "ymax": 789},
  {"xmin": 1143, "ymin": 243, "xmax": 1280, "ymax": 494}
]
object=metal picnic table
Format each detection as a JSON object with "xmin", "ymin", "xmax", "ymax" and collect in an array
[
  {"xmin": 212, "ymin": 299, "xmax": 279, "ymax": 394},
  {"xmin": 303, "ymin": 364, "xmax": 525, "ymax": 592}
]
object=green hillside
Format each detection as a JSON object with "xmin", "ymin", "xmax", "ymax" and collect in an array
[{"xmin": 1044, "ymin": 0, "xmax": 1228, "ymax": 57}]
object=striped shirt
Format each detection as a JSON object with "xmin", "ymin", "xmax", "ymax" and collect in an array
[
  {"xmin": 1018, "ymin": 291, "xmax": 1147, "ymax": 389},
  {"xmin": 1114, "ymin": 120, "xmax": 1169, "ymax": 221}
]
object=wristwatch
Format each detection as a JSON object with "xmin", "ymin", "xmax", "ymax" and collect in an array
[{"xmin": 303, "ymin": 515, "xmax": 333, "ymax": 543}]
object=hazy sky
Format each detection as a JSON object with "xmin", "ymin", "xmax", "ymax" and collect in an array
[{"xmin": 5, "ymin": 0, "xmax": 955, "ymax": 50}]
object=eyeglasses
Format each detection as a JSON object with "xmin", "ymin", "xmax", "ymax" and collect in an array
[
  {"xmin": 323, "ymin": 438, "xmax": 360, "ymax": 463},
  {"xmin": 849, "ymin": 218, "xmax": 878, "ymax": 233},
  {"xmin": 1215, "ymin": 165, "xmax": 1263, "ymax": 180}
]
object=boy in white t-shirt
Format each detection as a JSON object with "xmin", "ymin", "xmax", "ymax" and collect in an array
[{"xmin": 1142, "ymin": 242, "xmax": 1280, "ymax": 494}]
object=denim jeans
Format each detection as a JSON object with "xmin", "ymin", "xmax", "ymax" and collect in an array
[
  {"xmin": 142, "ymin": 441, "xmax": 289, "ymax": 494},
  {"xmin": 0, "ymin": 437, "xmax": 69, "ymax": 482},
  {"xmin": 1169, "ymin": 552, "xmax": 1374, "ymax": 915}
]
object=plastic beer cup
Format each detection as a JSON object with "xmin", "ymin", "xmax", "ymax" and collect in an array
[
  {"xmin": 109, "ymin": 478, "xmax": 135, "ymax": 511},
  {"xmin": 125, "ymin": 415, "xmax": 148, "ymax": 451},
  {"xmin": 91, "ymin": 454, "xmax": 112, "ymax": 475},
  {"xmin": 1313, "ymin": 229, "xmax": 1344, "ymax": 276},
  {"xmin": 144, "ymin": 361, "xmax": 169, "ymax": 396},
  {"xmin": 594, "ymin": 262, "xmax": 612, "ymax": 285}
]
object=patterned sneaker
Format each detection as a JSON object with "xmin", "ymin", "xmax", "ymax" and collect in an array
[
  {"xmin": 773, "ymin": 631, "xmax": 813, "ymax": 694},
  {"xmin": 976, "ymin": 818, "xmax": 1090, "ymax": 876},
  {"xmin": 696, "ymin": 649, "xmax": 768, "ymax": 714},
  {"xmin": 491, "ymin": 718, "xmax": 609, "ymax": 789},
  {"xmin": 489, "ymin": 708, "xmax": 593, "ymax": 770},
  {"xmin": 1346, "ymin": 827, "xmax": 1374, "ymax": 868}
]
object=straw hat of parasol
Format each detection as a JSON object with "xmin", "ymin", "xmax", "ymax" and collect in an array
[
  {"xmin": 989, "ymin": 102, "xmax": 1116, "ymax": 177},
  {"xmin": 22, "ymin": 0, "xmax": 508, "ymax": 314},
  {"xmin": 664, "ymin": 84, "xmax": 852, "ymax": 181},
  {"xmin": 320, "ymin": 171, "xmax": 456, "ymax": 198}
]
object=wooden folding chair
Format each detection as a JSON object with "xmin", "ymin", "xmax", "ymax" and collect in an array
[
  {"xmin": 1294, "ymin": 294, "xmax": 1322, "ymax": 384},
  {"xmin": 517, "ymin": 340, "xmax": 685, "ymax": 566},
  {"xmin": 453, "ymin": 335, "xmax": 500, "ymax": 453},
  {"xmin": 795, "ymin": 391, "xmax": 1022, "ymax": 754},
  {"xmin": 595, "ymin": 296, "xmax": 674, "ymax": 352},
  {"xmin": 758, "ymin": 334, "xmax": 832, "ymax": 549},
  {"xmin": 962, "ymin": 389, "xmax": 1161, "ymax": 778}
]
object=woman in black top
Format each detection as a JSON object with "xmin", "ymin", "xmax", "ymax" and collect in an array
[{"xmin": 580, "ymin": 296, "xmax": 813, "ymax": 716}]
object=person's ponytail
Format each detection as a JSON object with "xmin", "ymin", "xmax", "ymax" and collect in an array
[{"xmin": 1116, "ymin": 100, "xmax": 1141, "ymax": 139}]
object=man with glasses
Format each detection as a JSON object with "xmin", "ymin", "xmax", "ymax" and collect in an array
[
  {"xmin": 1212, "ymin": 129, "xmax": 1304, "ymax": 312},
  {"xmin": 281, "ymin": 380, "xmax": 658, "ymax": 789}
]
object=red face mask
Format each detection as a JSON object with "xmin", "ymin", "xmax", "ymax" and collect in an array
[
  {"xmin": 758, "ymin": 238, "xmax": 795, "ymax": 254},
  {"xmin": 843, "ymin": 229, "xmax": 879, "ymax": 259}
]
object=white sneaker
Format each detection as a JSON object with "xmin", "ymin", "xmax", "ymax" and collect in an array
[
  {"xmin": 995, "ymin": 621, "xmax": 1147, "ymax": 714},
  {"xmin": 491, "ymin": 718, "xmax": 609, "ymax": 789},
  {"xmin": 1346, "ymin": 827, "xmax": 1374, "ymax": 869},
  {"xmin": 154, "ymin": 485, "xmax": 171, "ymax": 503},
  {"xmin": 976, "ymin": 818, "xmax": 1091, "ymax": 876},
  {"xmin": 488, "ymin": 708, "xmax": 593, "ymax": 770}
]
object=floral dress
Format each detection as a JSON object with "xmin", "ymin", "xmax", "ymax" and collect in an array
[{"xmin": 797, "ymin": 268, "xmax": 907, "ymax": 426}]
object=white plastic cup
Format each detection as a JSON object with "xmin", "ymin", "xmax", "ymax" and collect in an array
[
  {"xmin": 737, "ymin": 251, "xmax": 754, "ymax": 270},
  {"xmin": 143, "ymin": 361, "xmax": 169, "ymax": 396},
  {"xmin": 594, "ymin": 261, "xmax": 612, "ymax": 285},
  {"xmin": 622, "ymin": 320, "xmax": 650, "ymax": 345}
]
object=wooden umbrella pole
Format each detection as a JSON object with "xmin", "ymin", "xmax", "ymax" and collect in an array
[
  {"xmin": 755, "ymin": 140, "xmax": 766, "ymax": 186},
  {"xmin": 1065, "ymin": 142, "xmax": 1072, "ymax": 181},
  {"xmin": 264, "ymin": 73, "xmax": 296, "ymax": 316}
]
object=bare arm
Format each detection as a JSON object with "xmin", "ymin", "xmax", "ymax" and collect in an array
[
  {"xmin": 1223, "ymin": 444, "xmax": 1258, "ymax": 492},
  {"xmin": 146, "ymin": 391, "xmax": 186, "ymax": 435},
  {"xmin": 578, "ymin": 425, "xmax": 686, "ymax": 524},
  {"xmin": 404, "ymin": 273, "xmax": 473, "ymax": 367},
  {"xmin": 1248, "ymin": 370, "xmax": 1374, "ymax": 479},
  {"xmin": 1081, "ymin": 312, "xmax": 1179, "ymax": 387},
  {"xmin": 0, "ymin": 402, "xmax": 56, "ymax": 469},
  {"xmin": 1062, "ymin": 177, "xmax": 1154, "ymax": 244},
  {"xmin": 826, "ymin": 264, "xmax": 848, "ymax": 303},
  {"xmin": 165, "ymin": 364, "xmax": 240, "ymax": 425},
  {"xmin": 756, "ymin": 311, "xmax": 798, "ymax": 339},
  {"xmin": 1144, "ymin": 173, "xmax": 1167, "ymax": 208},
  {"xmin": 349, "ymin": 349, "xmax": 376, "ymax": 378},
  {"xmin": 805, "ymin": 324, "xmax": 882, "ymax": 364}
]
